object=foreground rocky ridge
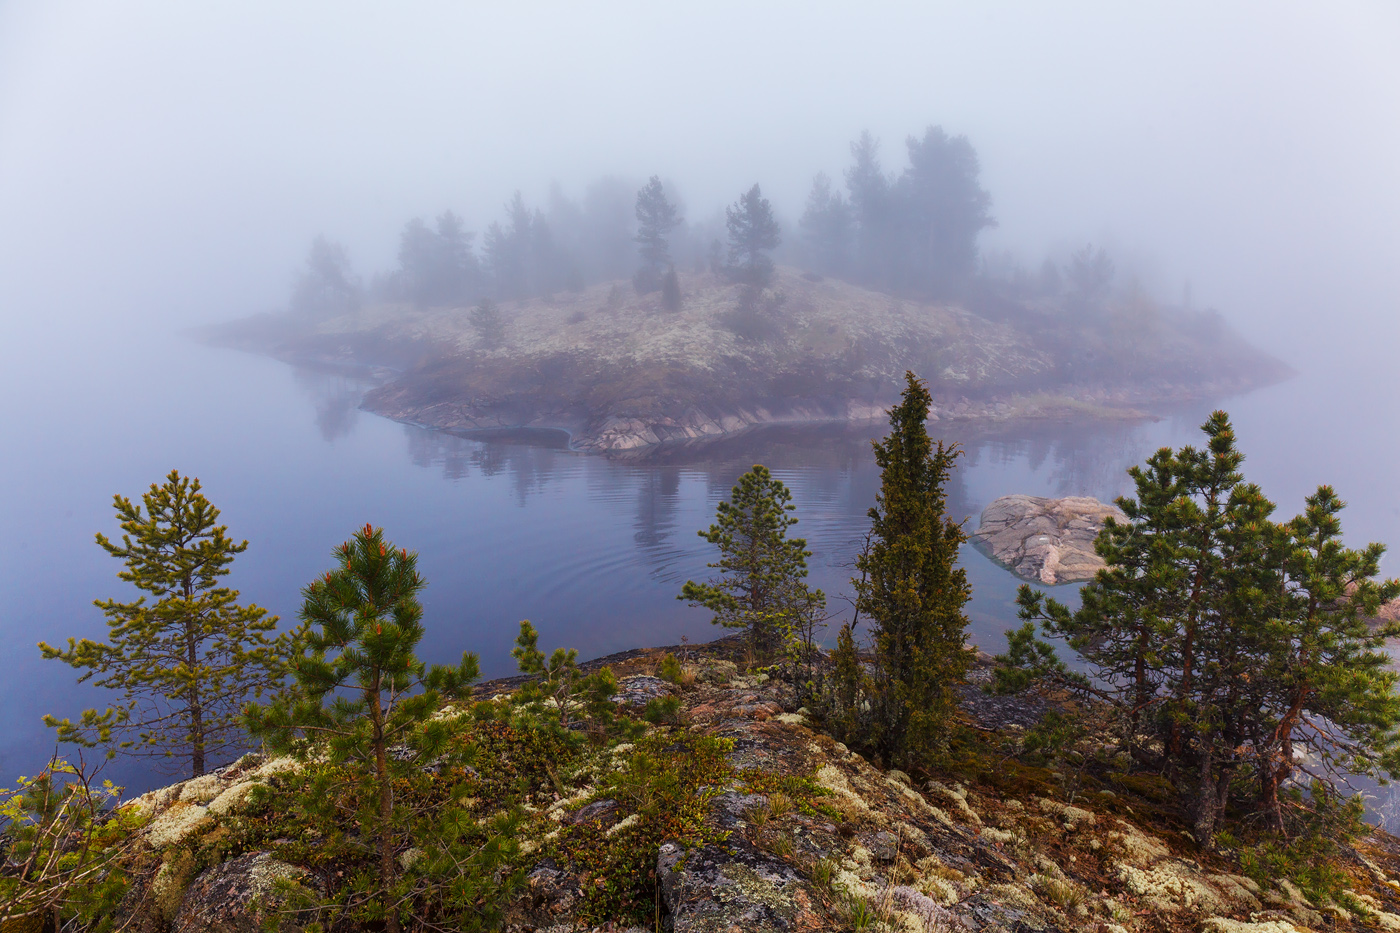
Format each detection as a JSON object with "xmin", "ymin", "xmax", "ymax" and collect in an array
[
  {"xmin": 97, "ymin": 639, "xmax": 1400, "ymax": 933},
  {"xmin": 202, "ymin": 268, "xmax": 1288, "ymax": 454}
]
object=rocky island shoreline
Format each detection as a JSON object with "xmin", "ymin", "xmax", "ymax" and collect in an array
[{"xmin": 201, "ymin": 266, "xmax": 1290, "ymax": 456}]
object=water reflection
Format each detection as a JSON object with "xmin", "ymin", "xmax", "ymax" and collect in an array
[{"xmin": 290, "ymin": 365, "xmax": 367, "ymax": 443}]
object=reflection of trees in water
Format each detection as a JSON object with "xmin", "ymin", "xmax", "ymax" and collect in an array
[
  {"xmin": 290, "ymin": 366, "xmax": 369, "ymax": 443},
  {"xmin": 401, "ymin": 427, "xmax": 564, "ymax": 503},
  {"xmin": 633, "ymin": 467, "xmax": 680, "ymax": 550},
  {"xmin": 960, "ymin": 420, "xmax": 1161, "ymax": 502}
]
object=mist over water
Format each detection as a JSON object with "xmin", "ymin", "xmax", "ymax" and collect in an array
[
  {"xmin": 2, "ymin": 3, "xmax": 1399, "ymax": 802},
  {"xmin": 3, "ymin": 315, "xmax": 1397, "ymax": 794}
]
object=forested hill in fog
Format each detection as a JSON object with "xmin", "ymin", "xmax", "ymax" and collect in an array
[
  {"xmin": 204, "ymin": 262, "xmax": 1287, "ymax": 454},
  {"xmin": 202, "ymin": 126, "xmax": 1289, "ymax": 452}
]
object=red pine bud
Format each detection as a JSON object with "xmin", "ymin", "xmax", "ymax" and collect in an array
[{"xmin": 380, "ymin": 544, "xmax": 386, "ymax": 556}]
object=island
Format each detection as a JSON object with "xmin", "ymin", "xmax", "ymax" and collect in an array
[{"xmin": 202, "ymin": 265, "xmax": 1289, "ymax": 455}]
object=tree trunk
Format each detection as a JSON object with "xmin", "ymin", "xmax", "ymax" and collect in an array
[
  {"xmin": 186, "ymin": 620, "xmax": 205, "ymax": 777},
  {"xmin": 1192, "ymin": 743, "xmax": 1218, "ymax": 847},
  {"xmin": 369, "ymin": 675, "xmax": 400, "ymax": 933}
]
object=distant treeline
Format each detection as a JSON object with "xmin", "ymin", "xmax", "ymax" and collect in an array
[{"xmin": 289, "ymin": 124, "xmax": 1129, "ymax": 317}]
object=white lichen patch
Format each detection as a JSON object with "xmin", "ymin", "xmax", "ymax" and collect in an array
[
  {"xmin": 429, "ymin": 704, "xmax": 467, "ymax": 722},
  {"xmin": 981, "ymin": 827, "xmax": 1021, "ymax": 847},
  {"xmin": 250, "ymin": 756, "xmax": 303, "ymax": 780},
  {"xmin": 178, "ymin": 773, "xmax": 226, "ymax": 804},
  {"xmin": 1208, "ymin": 873, "xmax": 1262, "ymax": 910},
  {"xmin": 983, "ymin": 882, "xmax": 1039, "ymax": 912},
  {"xmin": 916, "ymin": 875, "xmax": 958, "ymax": 906},
  {"xmin": 206, "ymin": 780, "xmax": 259, "ymax": 816},
  {"xmin": 924, "ymin": 781, "xmax": 981, "ymax": 825},
  {"xmin": 774, "ymin": 712, "xmax": 807, "ymax": 726},
  {"xmin": 606, "ymin": 813, "xmax": 641, "ymax": 837},
  {"xmin": 817, "ymin": 765, "xmax": 871, "ymax": 814},
  {"xmin": 1106, "ymin": 819, "xmax": 1170, "ymax": 866},
  {"xmin": 546, "ymin": 785, "xmax": 596, "ymax": 818},
  {"xmin": 1036, "ymin": 796, "xmax": 1094, "ymax": 829},
  {"xmin": 1201, "ymin": 919, "xmax": 1300, "ymax": 933},
  {"xmin": 1116, "ymin": 861, "xmax": 1226, "ymax": 914},
  {"xmin": 125, "ymin": 783, "xmax": 181, "ymax": 819},
  {"xmin": 834, "ymin": 868, "xmax": 877, "ymax": 899},
  {"xmin": 148, "ymin": 802, "xmax": 212, "ymax": 848}
]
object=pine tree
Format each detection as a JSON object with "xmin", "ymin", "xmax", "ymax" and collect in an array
[
  {"xmin": 854, "ymin": 372, "xmax": 971, "ymax": 768},
  {"xmin": 1256, "ymin": 485, "xmax": 1400, "ymax": 831},
  {"xmin": 679, "ymin": 465, "xmax": 820, "ymax": 663},
  {"xmin": 725, "ymin": 184, "xmax": 781, "ymax": 287},
  {"xmin": 634, "ymin": 176, "xmax": 681, "ymax": 293},
  {"xmin": 40, "ymin": 471, "xmax": 287, "ymax": 778},
  {"xmin": 1014, "ymin": 412, "xmax": 1400, "ymax": 841},
  {"xmin": 244, "ymin": 525, "xmax": 485, "ymax": 933}
]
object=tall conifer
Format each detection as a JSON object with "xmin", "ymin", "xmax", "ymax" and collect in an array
[
  {"xmin": 40, "ymin": 471, "xmax": 287, "ymax": 777},
  {"xmin": 634, "ymin": 176, "xmax": 681, "ymax": 293},
  {"xmin": 854, "ymin": 372, "xmax": 971, "ymax": 767}
]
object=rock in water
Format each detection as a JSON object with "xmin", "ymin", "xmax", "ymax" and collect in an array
[{"xmin": 971, "ymin": 495, "xmax": 1126, "ymax": 584}]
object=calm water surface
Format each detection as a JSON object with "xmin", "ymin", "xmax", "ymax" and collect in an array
[{"xmin": 3, "ymin": 325, "xmax": 1398, "ymax": 798}]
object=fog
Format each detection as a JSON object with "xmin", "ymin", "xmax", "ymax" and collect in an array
[
  {"xmin": 3, "ymin": 2, "xmax": 1400, "ymax": 796},
  {"xmin": 2, "ymin": 2, "xmax": 1398, "ymax": 363}
]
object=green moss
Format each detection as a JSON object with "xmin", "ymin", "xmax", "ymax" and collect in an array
[{"xmin": 545, "ymin": 731, "xmax": 735, "ymax": 924}]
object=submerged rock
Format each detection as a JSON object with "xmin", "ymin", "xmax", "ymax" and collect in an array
[{"xmin": 971, "ymin": 494, "xmax": 1126, "ymax": 584}]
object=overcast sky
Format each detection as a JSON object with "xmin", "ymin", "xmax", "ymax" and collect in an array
[{"xmin": 2, "ymin": 2, "xmax": 1397, "ymax": 361}]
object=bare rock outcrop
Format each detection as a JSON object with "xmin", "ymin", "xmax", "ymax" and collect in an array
[
  {"xmin": 171, "ymin": 851, "xmax": 321, "ymax": 933},
  {"xmin": 971, "ymin": 494, "xmax": 1125, "ymax": 584},
  {"xmin": 1363, "ymin": 596, "xmax": 1400, "ymax": 634}
]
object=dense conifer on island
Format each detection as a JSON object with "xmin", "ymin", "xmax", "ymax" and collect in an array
[
  {"xmin": 854, "ymin": 372, "xmax": 972, "ymax": 768},
  {"xmin": 680, "ymin": 464, "xmax": 821, "ymax": 663},
  {"xmin": 724, "ymin": 183, "xmax": 781, "ymax": 287},
  {"xmin": 798, "ymin": 172, "xmax": 853, "ymax": 279},
  {"xmin": 39, "ymin": 471, "xmax": 288, "ymax": 778},
  {"xmin": 1013, "ymin": 411, "xmax": 1400, "ymax": 843},
  {"xmin": 244, "ymin": 525, "xmax": 487, "ymax": 933},
  {"xmin": 633, "ymin": 175, "xmax": 681, "ymax": 294}
]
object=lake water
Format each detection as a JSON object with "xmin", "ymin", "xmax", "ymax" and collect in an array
[{"xmin": 3, "ymin": 323, "xmax": 1398, "ymax": 800}]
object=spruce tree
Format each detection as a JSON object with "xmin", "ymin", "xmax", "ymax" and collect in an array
[
  {"xmin": 244, "ymin": 525, "xmax": 485, "ymax": 933},
  {"xmin": 634, "ymin": 176, "xmax": 681, "ymax": 293},
  {"xmin": 679, "ymin": 464, "xmax": 820, "ymax": 663},
  {"xmin": 40, "ymin": 471, "xmax": 287, "ymax": 778},
  {"xmin": 725, "ymin": 183, "xmax": 781, "ymax": 287},
  {"xmin": 854, "ymin": 372, "xmax": 971, "ymax": 768}
]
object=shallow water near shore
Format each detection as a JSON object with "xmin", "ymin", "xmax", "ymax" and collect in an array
[{"xmin": 3, "ymin": 323, "xmax": 1399, "ymax": 808}]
